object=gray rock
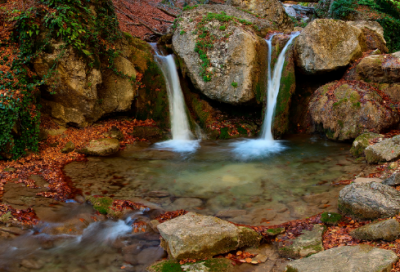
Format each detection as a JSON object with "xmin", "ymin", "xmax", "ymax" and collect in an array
[
  {"xmin": 278, "ymin": 224, "xmax": 325, "ymax": 259},
  {"xmin": 365, "ymin": 135, "xmax": 400, "ymax": 164},
  {"xmin": 350, "ymin": 219, "xmax": 400, "ymax": 241},
  {"xmin": 61, "ymin": 141, "xmax": 75, "ymax": 153},
  {"xmin": 77, "ymin": 138, "xmax": 120, "ymax": 156},
  {"xmin": 383, "ymin": 172, "xmax": 400, "ymax": 186},
  {"xmin": 148, "ymin": 191, "xmax": 170, "ymax": 198},
  {"xmin": 338, "ymin": 181, "xmax": 400, "ymax": 220},
  {"xmin": 157, "ymin": 212, "xmax": 262, "ymax": 260},
  {"xmin": 284, "ymin": 245, "xmax": 398, "ymax": 272},
  {"xmin": 295, "ymin": 19, "xmax": 367, "ymax": 74},
  {"xmin": 350, "ymin": 132, "xmax": 381, "ymax": 158},
  {"xmin": 215, "ymin": 209, "xmax": 247, "ymax": 218}
]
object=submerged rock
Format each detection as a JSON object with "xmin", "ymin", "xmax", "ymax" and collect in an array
[
  {"xmin": 157, "ymin": 212, "xmax": 262, "ymax": 260},
  {"xmin": 338, "ymin": 181, "xmax": 400, "ymax": 220},
  {"xmin": 172, "ymin": 5, "xmax": 271, "ymax": 105},
  {"xmin": 309, "ymin": 81, "xmax": 399, "ymax": 141},
  {"xmin": 365, "ymin": 135, "xmax": 400, "ymax": 164},
  {"xmin": 350, "ymin": 219, "xmax": 400, "ymax": 241},
  {"xmin": 383, "ymin": 172, "xmax": 400, "ymax": 186},
  {"xmin": 78, "ymin": 138, "xmax": 120, "ymax": 156},
  {"xmin": 295, "ymin": 19, "xmax": 367, "ymax": 74},
  {"xmin": 350, "ymin": 132, "xmax": 381, "ymax": 158},
  {"xmin": 284, "ymin": 245, "xmax": 398, "ymax": 272},
  {"xmin": 278, "ymin": 224, "xmax": 325, "ymax": 259}
]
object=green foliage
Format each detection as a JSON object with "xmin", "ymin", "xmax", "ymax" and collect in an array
[
  {"xmin": 231, "ymin": 82, "xmax": 238, "ymax": 88},
  {"xmin": 0, "ymin": 0, "xmax": 126, "ymax": 159},
  {"xmin": 180, "ymin": 30, "xmax": 186, "ymax": 35},
  {"xmin": 219, "ymin": 25, "xmax": 226, "ymax": 31},
  {"xmin": 321, "ymin": 212, "xmax": 343, "ymax": 225},
  {"xmin": 183, "ymin": 4, "xmax": 198, "ymax": 11},
  {"xmin": 331, "ymin": 0, "xmax": 357, "ymax": 19}
]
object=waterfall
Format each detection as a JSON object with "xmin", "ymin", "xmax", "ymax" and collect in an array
[
  {"xmin": 261, "ymin": 32, "xmax": 300, "ymax": 140},
  {"xmin": 151, "ymin": 44, "xmax": 200, "ymax": 153},
  {"xmin": 231, "ymin": 32, "xmax": 300, "ymax": 160}
]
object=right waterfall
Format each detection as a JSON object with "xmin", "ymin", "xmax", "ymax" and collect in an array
[
  {"xmin": 231, "ymin": 32, "xmax": 300, "ymax": 160},
  {"xmin": 261, "ymin": 32, "xmax": 300, "ymax": 141}
]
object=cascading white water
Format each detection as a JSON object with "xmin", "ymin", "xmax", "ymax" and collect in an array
[
  {"xmin": 150, "ymin": 44, "xmax": 200, "ymax": 152},
  {"xmin": 232, "ymin": 32, "xmax": 300, "ymax": 160}
]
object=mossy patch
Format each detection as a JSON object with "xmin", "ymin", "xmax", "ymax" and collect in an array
[
  {"xmin": 265, "ymin": 227, "xmax": 285, "ymax": 236},
  {"xmin": 148, "ymin": 258, "xmax": 233, "ymax": 272},
  {"xmin": 86, "ymin": 196, "xmax": 113, "ymax": 215},
  {"xmin": 321, "ymin": 212, "xmax": 343, "ymax": 225}
]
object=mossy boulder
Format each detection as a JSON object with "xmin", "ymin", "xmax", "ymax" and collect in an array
[
  {"xmin": 277, "ymin": 224, "xmax": 325, "ymax": 259},
  {"xmin": 365, "ymin": 135, "xmax": 400, "ymax": 164},
  {"xmin": 350, "ymin": 132, "xmax": 381, "ymax": 158},
  {"xmin": 157, "ymin": 212, "xmax": 262, "ymax": 260},
  {"xmin": 148, "ymin": 258, "xmax": 233, "ymax": 272},
  {"xmin": 309, "ymin": 81, "xmax": 399, "ymax": 141},
  {"xmin": 77, "ymin": 138, "xmax": 120, "ymax": 156},
  {"xmin": 350, "ymin": 219, "xmax": 400, "ymax": 241},
  {"xmin": 355, "ymin": 52, "xmax": 400, "ymax": 84}
]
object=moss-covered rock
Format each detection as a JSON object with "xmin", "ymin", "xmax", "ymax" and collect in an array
[
  {"xmin": 350, "ymin": 218, "xmax": 400, "ymax": 241},
  {"xmin": 350, "ymin": 132, "xmax": 381, "ymax": 158},
  {"xmin": 77, "ymin": 138, "xmax": 120, "ymax": 156},
  {"xmin": 365, "ymin": 135, "xmax": 400, "ymax": 164},
  {"xmin": 148, "ymin": 258, "xmax": 233, "ymax": 272},
  {"xmin": 86, "ymin": 196, "xmax": 113, "ymax": 215},
  {"xmin": 321, "ymin": 212, "xmax": 342, "ymax": 225},
  {"xmin": 265, "ymin": 227, "xmax": 285, "ymax": 236}
]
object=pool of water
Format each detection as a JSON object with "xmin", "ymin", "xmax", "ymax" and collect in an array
[{"xmin": 0, "ymin": 135, "xmax": 368, "ymax": 272}]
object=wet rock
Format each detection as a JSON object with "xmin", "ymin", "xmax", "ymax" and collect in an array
[
  {"xmin": 215, "ymin": 209, "xmax": 247, "ymax": 218},
  {"xmin": 264, "ymin": 227, "xmax": 285, "ymax": 236},
  {"xmin": 350, "ymin": 132, "xmax": 382, "ymax": 158},
  {"xmin": 149, "ymin": 220, "xmax": 160, "ymax": 233},
  {"xmin": 365, "ymin": 136, "xmax": 400, "ymax": 164},
  {"xmin": 61, "ymin": 141, "xmax": 75, "ymax": 153},
  {"xmin": 383, "ymin": 172, "xmax": 400, "ymax": 186},
  {"xmin": 172, "ymin": 5, "xmax": 271, "ymax": 105},
  {"xmin": 147, "ymin": 191, "xmax": 170, "ymax": 198},
  {"xmin": 136, "ymin": 246, "xmax": 166, "ymax": 265},
  {"xmin": 21, "ymin": 259, "xmax": 44, "ymax": 270},
  {"xmin": 170, "ymin": 198, "xmax": 203, "ymax": 210},
  {"xmin": 130, "ymin": 126, "xmax": 164, "ymax": 141},
  {"xmin": 295, "ymin": 19, "xmax": 367, "ymax": 74},
  {"xmin": 338, "ymin": 182, "xmax": 400, "ymax": 220},
  {"xmin": 350, "ymin": 219, "xmax": 400, "ymax": 241},
  {"xmin": 148, "ymin": 258, "xmax": 233, "ymax": 272},
  {"xmin": 104, "ymin": 126, "xmax": 124, "ymax": 141},
  {"xmin": 284, "ymin": 245, "xmax": 398, "ymax": 272},
  {"xmin": 77, "ymin": 138, "xmax": 120, "ymax": 156},
  {"xmin": 278, "ymin": 224, "xmax": 325, "ymax": 259},
  {"xmin": 157, "ymin": 212, "xmax": 262, "ymax": 259},
  {"xmin": 309, "ymin": 81, "xmax": 399, "ymax": 141}
]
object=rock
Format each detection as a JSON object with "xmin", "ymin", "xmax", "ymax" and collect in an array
[
  {"xmin": 130, "ymin": 126, "xmax": 164, "ymax": 141},
  {"xmin": 353, "ymin": 177, "xmax": 383, "ymax": 184},
  {"xmin": 216, "ymin": 209, "xmax": 247, "ymax": 218},
  {"xmin": 284, "ymin": 5, "xmax": 297, "ymax": 17},
  {"xmin": 338, "ymin": 181, "xmax": 400, "ymax": 220},
  {"xmin": 365, "ymin": 135, "xmax": 400, "ymax": 164},
  {"xmin": 308, "ymin": 81, "xmax": 399, "ymax": 141},
  {"xmin": 350, "ymin": 132, "xmax": 381, "ymax": 158},
  {"xmin": 135, "ymin": 247, "xmax": 166, "ymax": 265},
  {"xmin": 61, "ymin": 141, "xmax": 75, "ymax": 153},
  {"xmin": 320, "ymin": 212, "xmax": 342, "ymax": 225},
  {"xmin": 350, "ymin": 219, "xmax": 400, "ymax": 241},
  {"xmin": 355, "ymin": 52, "xmax": 400, "ymax": 83},
  {"xmin": 383, "ymin": 172, "xmax": 400, "ymax": 186},
  {"xmin": 148, "ymin": 259, "xmax": 233, "ymax": 272},
  {"xmin": 295, "ymin": 19, "xmax": 367, "ymax": 74},
  {"xmin": 264, "ymin": 227, "xmax": 285, "ymax": 236},
  {"xmin": 226, "ymin": 0, "xmax": 293, "ymax": 30},
  {"xmin": 77, "ymin": 138, "xmax": 120, "ymax": 156},
  {"xmin": 157, "ymin": 212, "xmax": 262, "ymax": 260},
  {"xmin": 284, "ymin": 245, "xmax": 398, "ymax": 272},
  {"xmin": 278, "ymin": 224, "xmax": 325, "ymax": 259},
  {"xmin": 347, "ymin": 21, "xmax": 388, "ymax": 53},
  {"xmin": 172, "ymin": 5, "xmax": 272, "ymax": 105},
  {"xmin": 171, "ymin": 198, "xmax": 203, "ymax": 210},
  {"xmin": 21, "ymin": 259, "xmax": 44, "ymax": 270},
  {"xmin": 148, "ymin": 191, "xmax": 170, "ymax": 198},
  {"xmin": 104, "ymin": 126, "xmax": 124, "ymax": 141}
]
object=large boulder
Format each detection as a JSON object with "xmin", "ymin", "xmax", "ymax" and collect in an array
[
  {"xmin": 157, "ymin": 212, "xmax": 262, "ymax": 260},
  {"xmin": 355, "ymin": 52, "xmax": 400, "ymax": 84},
  {"xmin": 172, "ymin": 5, "xmax": 272, "ymax": 105},
  {"xmin": 77, "ymin": 138, "xmax": 120, "ymax": 156},
  {"xmin": 350, "ymin": 219, "xmax": 400, "ymax": 241},
  {"xmin": 347, "ymin": 21, "xmax": 388, "ymax": 53},
  {"xmin": 309, "ymin": 81, "xmax": 399, "ymax": 141},
  {"xmin": 350, "ymin": 132, "xmax": 382, "ymax": 158},
  {"xmin": 284, "ymin": 245, "xmax": 398, "ymax": 272},
  {"xmin": 338, "ymin": 181, "xmax": 400, "ymax": 220},
  {"xmin": 294, "ymin": 19, "xmax": 367, "ymax": 74},
  {"xmin": 365, "ymin": 135, "xmax": 400, "ymax": 164},
  {"xmin": 226, "ymin": 0, "xmax": 293, "ymax": 31}
]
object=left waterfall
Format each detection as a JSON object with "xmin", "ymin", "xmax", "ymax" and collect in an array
[{"xmin": 151, "ymin": 44, "xmax": 200, "ymax": 153}]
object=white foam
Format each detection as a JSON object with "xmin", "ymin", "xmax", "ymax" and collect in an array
[
  {"xmin": 154, "ymin": 139, "xmax": 200, "ymax": 153},
  {"xmin": 231, "ymin": 139, "xmax": 286, "ymax": 160}
]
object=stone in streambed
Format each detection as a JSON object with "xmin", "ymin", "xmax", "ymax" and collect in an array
[
  {"xmin": 148, "ymin": 258, "xmax": 233, "ymax": 272},
  {"xmin": 350, "ymin": 219, "xmax": 400, "ymax": 241},
  {"xmin": 350, "ymin": 132, "xmax": 381, "ymax": 158},
  {"xmin": 61, "ymin": 141, "xmax": 75, "ymax": 153},
  {"xmin": 285, "ymin": 245, "xmax": 398, "ymax": 272},
  {"xmin": 383, "ymin": 172, "xmax": 400, "ymax": 186},
  {"xmin": 77, "ymin": 138, "xmax": 120, "ymax": 156},
  {"xmin": 338, "ymin": 182, "xmax": 400, "ymax": 220},
  {"xmin": 365, "ymin": 135, "xmax": 400, "ymax": 164},
  {"xmin": 157, "ymin": 212, "xmax": 262, "ymax": 260},
  {"xmin": 278, "ymin": 224, "xmax": 325, "ymax": 259}
]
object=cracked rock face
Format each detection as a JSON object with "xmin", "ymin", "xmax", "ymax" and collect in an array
[{"xmin": 172, "ymin": 5, "xmax": 271, "ymax": 105}]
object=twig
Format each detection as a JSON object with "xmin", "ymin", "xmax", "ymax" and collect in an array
[
  {"xmin": 156, "ymin": 5, "xmax": 179, "ymax": 18},
  {"xmin": 152, "ymin": 17, "xmax": 174, "ymax": 23}
]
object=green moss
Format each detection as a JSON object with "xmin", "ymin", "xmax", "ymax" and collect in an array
[
  {"xmin": 238, "ymin": 227, "xmax": 262, "ymax": 248},
  {"xmin": 149, "ymin": 259, "xmax": 232, "ymax": 272},
  {"xmin": 86, "ymin": 196, "xmax": 113, "ymax": 215},
  {"xmin": 321, "ymin": 212, "xmax": 343, "ymax": 225},
  {"xmin": 219, "ymin": 127, "xmax": 230, "ymax": 139},
  {"xmin": 231, "ymin": 82, "xmax": 238, "ymax": 88},
  {"xmin": 265, "ymin": 227, "xmax": 285, "ymax": 236},
  {"xmin": 338, "ymin": 120, "xmax": 344, "ymax": 128},
  {"xmin": 237, "ymin": 126, "xmax": 247, "ymax": 135}
]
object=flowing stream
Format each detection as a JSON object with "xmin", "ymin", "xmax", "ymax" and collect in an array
[
  {"xmin": 232, "ymin": 32, "xmax": 300, "ymax": 160},
  {"xmin": 150, "ymin": 44, "xmax": 200, "ymax": 153}
]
